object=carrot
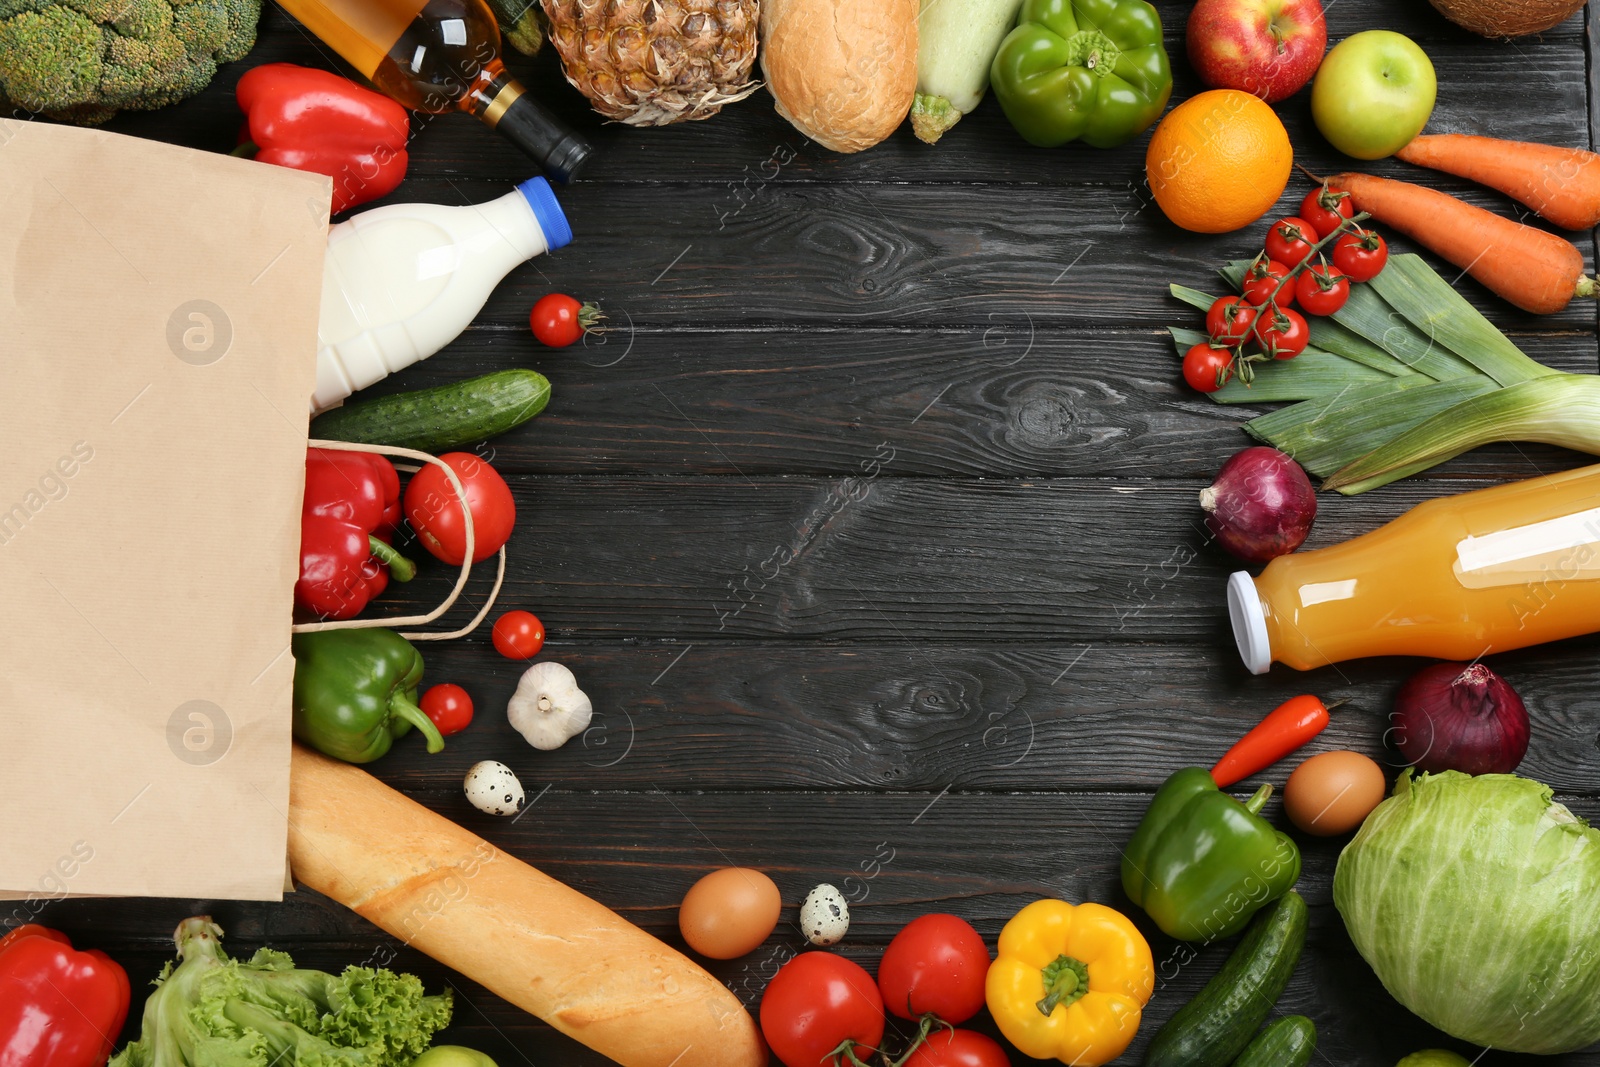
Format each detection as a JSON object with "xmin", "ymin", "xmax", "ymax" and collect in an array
[
  {"xmin": 1396, "ymin": 134, "xmax": 1600, "ymax": 232},
  {"xmin": 1211, "ymin": 694, "xmax": 1330, "ymax": 788},
  {"xmin": 1323, "ymin": 170, "xmax": 1595, "ymax": 315}
]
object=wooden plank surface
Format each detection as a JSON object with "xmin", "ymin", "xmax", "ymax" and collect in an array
[{"xmin": 49, "ymin": 0, "xmax": 1600, "ymax": 1063}]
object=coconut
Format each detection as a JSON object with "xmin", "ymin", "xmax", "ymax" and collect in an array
[{"xmin": 1427, "ymin": 0, "xmax": 1585, "ymax": 37}]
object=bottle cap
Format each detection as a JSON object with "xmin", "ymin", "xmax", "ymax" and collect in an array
[
  {"xmin": 1227, "ymin": 571, "xmax": 1271, "ymax": 675},
  {"xmin": 490, "ymin": 83, "xmax": 593, "ymax": 183},
  {"xmin": 517, "ymin": 176, "xmax": 572, "ymax": 251}
]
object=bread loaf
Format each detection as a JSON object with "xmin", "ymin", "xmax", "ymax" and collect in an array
[
  {"xmin": 287, "ymin": 745, "xmax": 766, "ymax": 1067},
  {"xmin": 759, "ymin": 0, "xmax": 918, "ymax": 153}
]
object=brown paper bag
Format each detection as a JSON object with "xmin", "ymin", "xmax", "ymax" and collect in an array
[{"xmin": 0, "ymin": 121, "xmax": 330, "ymax": 903}]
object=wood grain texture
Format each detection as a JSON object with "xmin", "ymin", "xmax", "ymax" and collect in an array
[
  {"xmin": 354, "ymin": 328, "xmax": 1600, "ymax": 477},
  {"xmin": 45, "ymin": 790, "xmax": 1600, "ymax": 1065},
  {"xmin": 375, "ymin": 473, "xmax": 1600, "ymax": 641}
]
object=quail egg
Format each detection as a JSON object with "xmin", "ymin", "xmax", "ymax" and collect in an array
[
  {"xmin": 800, "ymin": 883, "xmax": 850, "ymax": 946},
  {"xmin": 463, "ymin": 760, "xmax": 524, "ymax": 816}
]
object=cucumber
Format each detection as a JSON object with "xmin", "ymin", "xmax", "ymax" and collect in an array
[
  {"xmin": 310, "ymin": 370, "xmax": 550, "ymax": 453},
  {"xmin": 1229, "ymin": 1016, "xmax": 1316, "ymax": 1067},
  {"xmin": 1144, "ymin": 891, "xmax": 1308, "ymax": 1067}
]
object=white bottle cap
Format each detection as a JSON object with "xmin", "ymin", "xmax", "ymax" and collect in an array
[{"xmin": 1227, "ymin": 571, "xmax": 1271, "ymax": 675}]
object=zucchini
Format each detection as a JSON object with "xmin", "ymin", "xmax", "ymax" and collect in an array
[
  {"xmin": 1145, "ymin": 891, "xmax": 1308, "ymax": 1067},
  {"xmin": 310, "ymin": 370, "xmax": 550, "ymax": 453},
  {"xmin": 1229, "ymin": 1016, "xmax": 1316, "ymax": 1067}
]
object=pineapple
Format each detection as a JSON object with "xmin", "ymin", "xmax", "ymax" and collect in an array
[{"xmin": 541, "ymin": 0, "xmax": 760, "ymax": 126}]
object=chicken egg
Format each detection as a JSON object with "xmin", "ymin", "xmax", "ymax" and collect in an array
[
  {"xmin": 1284, "ymin": 750, "xmax": 1387, "ymax": 836},
  {"xmin": 800, "ymin": 883, "xmax": 850, "ymax": 946},
  {"xmin": 678, "ymin": 867, "xmax": 782, "ymax": 959}
]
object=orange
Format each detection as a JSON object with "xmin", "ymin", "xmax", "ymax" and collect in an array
[{"xmin": 1146, "ymin": 90, "xmax": 1293, "ymax": 234}]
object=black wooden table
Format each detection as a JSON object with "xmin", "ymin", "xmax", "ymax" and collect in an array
[{"xmin": 59, "ymin": 2, "xmax": 1600, "ymax": 1063}]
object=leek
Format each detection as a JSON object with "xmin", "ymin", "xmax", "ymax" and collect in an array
[{"xmin": 1171, "ymin": 253, "xmax": 1600, "ymax": 494}]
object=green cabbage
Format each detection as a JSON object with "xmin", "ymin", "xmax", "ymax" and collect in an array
[{"xmin": 1334, "ymin": 771, "xmax": 1600, "ymax": 1055}]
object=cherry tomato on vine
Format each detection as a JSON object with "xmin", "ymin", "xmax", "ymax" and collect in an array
[
  {"xmin": 1264, "ymin": 217, "xmax": 1320, "ymax": 266},
  {"xmin": 904, "ymin": 1030, "xmax": 1011, "ymax": 1067},
  {"xmin": 1333, "ymin": 228, "xmax": 1389, "ymax": 282},
  {"xmin": 876, "ymin": 914, "xmax": 990, "ymax": 1023},
  {"xmin": 1296, "ymin": 264, "xmax": 1351, "ymax": 316},
  {"xmin": 1182, "ymin": 343, "xmax": 1234, "ymax": 393},
  {"xmin": 404, "ymin": 452, "xmax": 516, "ymax": 564},
  {"xmin": 1299, "ymin": 185, "xmax": 1353, "ymax": 239},
  {"xmin": 760, "ymin": 952, "xmax": 885, "ymax": 1067},
  {"xmin": 421, "ymin": 683, "xmax": 474, "ymax": 735},
  {"xmin": 1206, "ymin": 295, "xmax": 1256, "ymax": 344},
  {"xmin": 1255, "ymin": 306, "xmax": 1311, "ymax": 359},
  {"xmin": 492, "ymin": 610, "xmax": 546, "ymax": 659},
  {"xmin": 1240, "ymin": 256, "xmax": 1295, "ymax": 310},
  {"xmin": 530, "ymin": 293, "xmax": 603, "ymax": 348}
]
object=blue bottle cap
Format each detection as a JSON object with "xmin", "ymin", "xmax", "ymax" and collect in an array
[{"xmin": 517, "ymin": 176, "xmax": 572, "ymax": 251}]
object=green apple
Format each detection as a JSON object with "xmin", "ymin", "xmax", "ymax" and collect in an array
[
  {"xmin": 411, "ymin": 1047, "xmax": 499, "ymax": 1067},
  {"xmin": 1311, "ymin": 30, "xmax": 1437, "ymax": 159}
]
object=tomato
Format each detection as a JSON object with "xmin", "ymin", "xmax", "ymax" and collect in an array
[
  {"xmin": 492, "ymin": 610, "xmax": 546, "ymax": 660},
  {"xmin": 876, "ymin": 914, "xmax": 990, "ymax": 1023},
  {"xmin": 1240, "ymin": 256, "xmax": 1295, "ymax": 310},
  {"xmin": 404, "ymin": 452, "xmax": 516, "ymax": 565},
  {"xmin": 1182, "ymin": 343, "xmax": 1234, "ymax": 393},
  {"xmin": 1254, "ymin": 306, "xmax": 1310, "ymax": 359},
  {"xmin": 1299, "ymin": 185, "xmax": 1353, "ymax": 239},
  {"xmin": 530, "ymin": 293, "xmax": 601, "ymax": 348},
  {"xmin": 1295, "ymin": 264, "xmax": 1351, "ymax": 316},
  {"xmin": 760, "ymin": 952, "xmax": 885, "ymax": 1067},
  {"xmin": 904, "ymin": 1030, "xmax": 1011, "ymax": 1067},
  {"xmin": 1264, "ymin": 217, "xmax": 1320, "ymax": 267},
  {"xmin": 1205, "ymin": 295, "xmax": 1256, "ymax": 344},
  {"xmin": 420, "ymin": 683, "xmax": 474, "ymax": 735},
  {"xmin": 1333, "ymin": 228, "xmax": 1389, "ymax": 283}
]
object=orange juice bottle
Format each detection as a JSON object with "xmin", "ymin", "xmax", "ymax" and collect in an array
[
  {"xmin": 1229, "ymin": 462, "xmax": 1600, "ymax": 672},
  {"xmin": 274, "ymin": 0, "xmax": 590, "ymax": 179}
]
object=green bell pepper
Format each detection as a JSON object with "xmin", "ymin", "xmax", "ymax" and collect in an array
[
  {"xmin": 1121, "ymin": 767, "xmax": 1300, "ymax": 942},
  {"xmin": 990, "ymin": 0, "xmax": 1172, "ymax": 148},
  {"xmin": 291, "ymin": 628, "xmax": 443, "ymax": 764}
]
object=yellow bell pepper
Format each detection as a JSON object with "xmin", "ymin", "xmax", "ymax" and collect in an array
[{"xmin": 985, "ymin": 899, "xmax": 1155, "ymax": 1066}]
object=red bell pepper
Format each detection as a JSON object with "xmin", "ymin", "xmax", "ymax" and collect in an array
[
  {"xmin": 296, "ymin": 448, "xmax": 416, "ymax": 620},
  {"xmin": 235, "ymin": 63, "xmax": 410, "ymax": 214},
  {"xmin": 0, "ymin": 925, "xmax": 130, "ymax": 1067}
]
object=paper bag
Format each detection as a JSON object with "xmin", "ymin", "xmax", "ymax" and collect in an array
[{"xmin": 0, "ymin": 121, "xmax": 330, "ymax": 902}]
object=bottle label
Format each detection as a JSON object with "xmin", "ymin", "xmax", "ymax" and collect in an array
[{"xmin": 1453, "ymin": 505, "xmax": 1600, "ymax": 588}]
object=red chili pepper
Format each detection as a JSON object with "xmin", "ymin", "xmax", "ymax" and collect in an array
[
  {"xmin": 1211, "ymin": 694, "xmax": 1332, "ymax": 788},
  {"xmin": 235, "ymin": 63, "xmax": 410, "ymax": 214},
  {"xmin": 0, "ymin": 925, "xmax": 130, "ymax": 1067},
  {"xmin": 295, "ymin": 448, "xmax": 416, "ymax": 620}
]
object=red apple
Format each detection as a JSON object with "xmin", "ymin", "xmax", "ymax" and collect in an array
[{"xmin": 1187, "ymin": 0, "xmax": 1328, "ymax": 103}]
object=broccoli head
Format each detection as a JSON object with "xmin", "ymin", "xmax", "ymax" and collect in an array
[{"xmin": 0, "ymin": 0, "xmax": 260, "ymax": 123}]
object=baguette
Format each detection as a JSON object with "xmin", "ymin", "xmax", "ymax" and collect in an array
[{"xmin": 287, "ymin": 745, "xmax": 766, "ymax": 1067}]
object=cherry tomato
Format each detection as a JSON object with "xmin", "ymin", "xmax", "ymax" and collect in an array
[
  {"xmin": 876, "ymin": 914, "xmax": 990, "ymax": 1023},
  {"xmin": 904, "ymin": 1030, "xmax": 1011, "ymax": 1067},
  {"xmin": 530, "ymin": 293, "xmax": 601, "ymax": 348},
  {"xmin": 420, "ymin": 683, "xmax": 474, "ymax": 735},
  {"xmin": 1205, "ymin": 295, "xmax": 1256, "ymax": 344},
  {"xmin": 1264, "ymin": 217, "xmax": 1320, "ymax": 267},
  {"xmin": 404, "ymin": 452, "xmax": 516, "ymax": 565},
  {"xmin": 1182, "ymin": 343, "xmax": 1234, "ymax": 393},
  {"xmin": 1333, "ymin": 228, "xmax": 1390, "ymax": 283},
  {"xmin": 760, "ymin": 952, "xmax": 885, "ymax": 1067},
  {"xmin": 492, "ymin": 610, "xmax": 546, "ymax": 660},
  {"xmin": 1254, "ymin": 306, "xmax": 1310, "ymax": 360},
  {"xmin": 1295, "ymin": 263, "xmax": 1351, "ymax": 316},
  {"xmin": 1240, "ymin": 256, "xmax": 1295, "ymax": 310},
  {"xmin": 1299, "ymin": 185, "xmax": 1353, "ymax": 239}
]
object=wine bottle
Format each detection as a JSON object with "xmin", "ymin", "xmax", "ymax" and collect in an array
[{"xmin": 274, "ymin": 0, "xmax": 591, "ymax": 180}]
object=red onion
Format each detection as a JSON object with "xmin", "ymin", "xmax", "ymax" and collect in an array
[
  {"xmin": 1199, "ymin": 447, "xmax": 1317, "ymax": 563},
  {"xmin": 1392, "ymin": 661, "xmax": 1530, "ymax": 775}
]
